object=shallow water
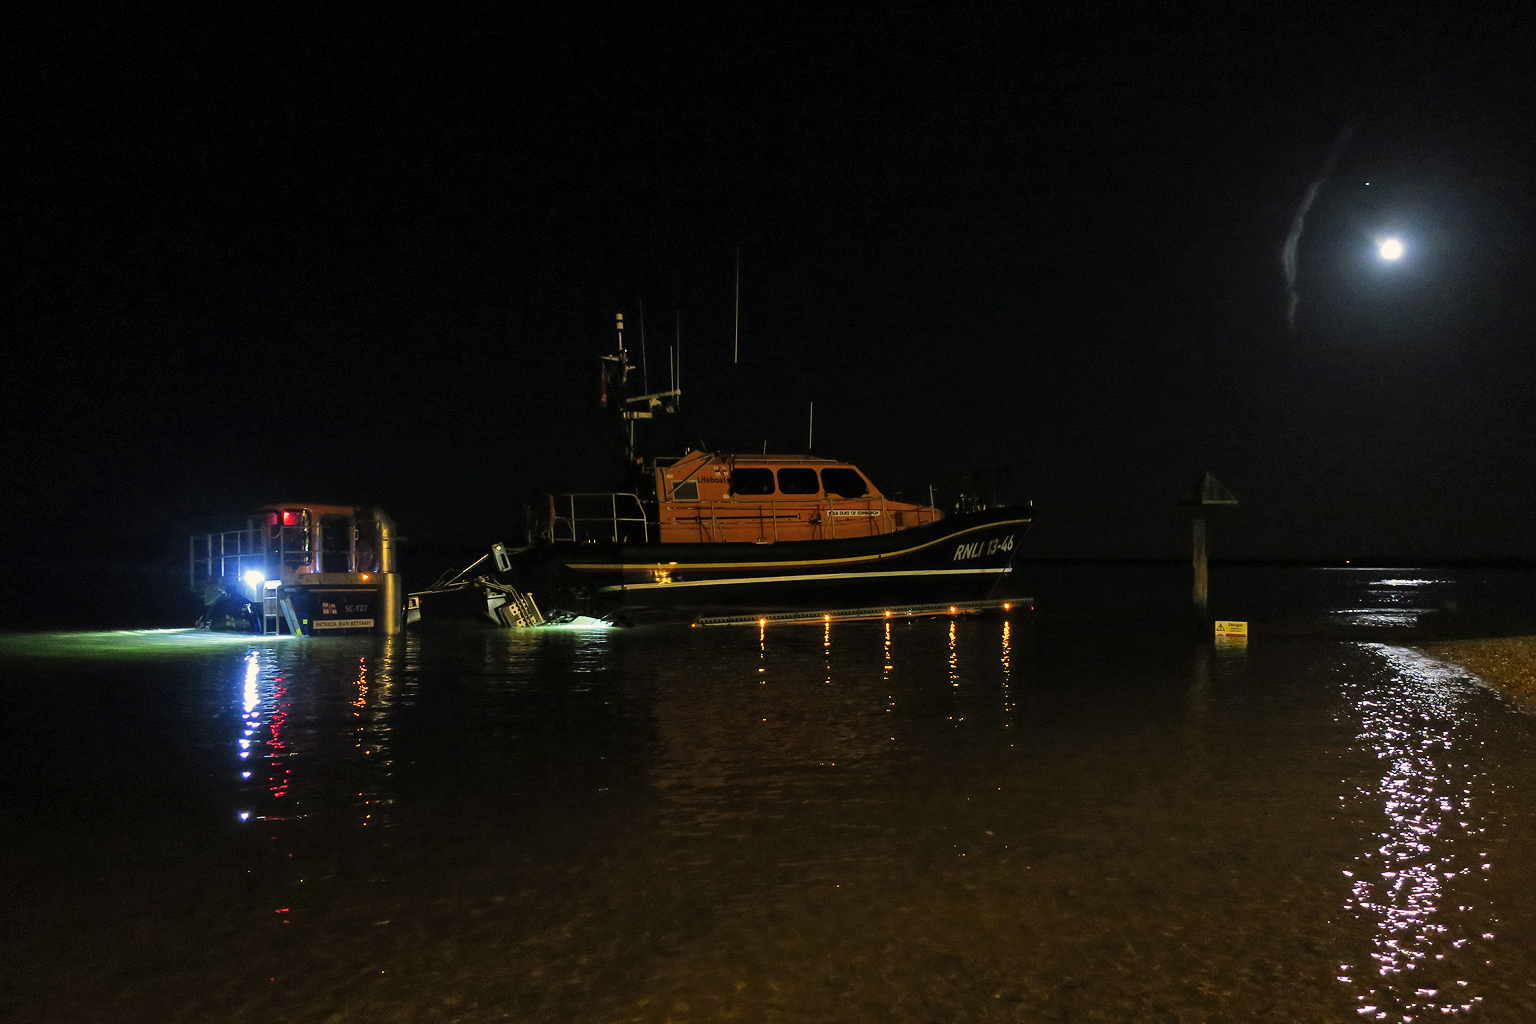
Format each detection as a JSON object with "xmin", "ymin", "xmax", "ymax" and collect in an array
[{"xmin": 5, "ymin": 570, "xmax": 1536, "ymax": 1022}]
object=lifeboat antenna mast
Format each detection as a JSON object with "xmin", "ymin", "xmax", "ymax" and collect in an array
[
  {"xmin": 606, "ymin": 309, "xmax": 681, "ymax": 467},
  {"xmin": 639, "ymin": 298, "xmax": 649, "ymax": 394},
  {"xmin": 733, "ymin": 248, "xmax": 740, "ymax": 364}
]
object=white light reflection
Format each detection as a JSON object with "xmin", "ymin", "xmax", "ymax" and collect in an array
[
  {"xmin": 243, "ymin": 653, "xmax": 260, "ymax": 712},
  {"xmin": 1328, "ymin": 576, "xmax": 1449, "ymax": 629},
  {"xmin": 1340, "ymin": 645, "xmax": 1492, "ymax": 1020},
  {"xmin": 1332, "ymin": 609, "xmax": 1424, "ymax": 628},
  {"xmin": 238, "ymin": 652, "xmax": 265, "ymax": 767}
]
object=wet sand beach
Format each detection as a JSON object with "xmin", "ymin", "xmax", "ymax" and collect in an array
[{"xmin": 1419, "ymin": 636, "xmax": 1536, "ymax": 710}]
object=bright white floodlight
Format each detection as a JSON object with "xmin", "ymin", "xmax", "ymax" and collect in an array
[
  {"xmin": 1378, "ymin": 238, "xmax": 1404, "ymax": 261},
  {"xmin": 243, "ymin": 569, "xmax": 266, "ymax": 588}
]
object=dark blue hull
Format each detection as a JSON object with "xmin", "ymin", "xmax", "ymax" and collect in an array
[{"xmin": 511, "ymin": 505, "xmax": 1031, "ymax": 624}]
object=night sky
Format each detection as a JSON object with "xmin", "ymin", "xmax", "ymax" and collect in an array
[{"xmin": 7, "ymin": 8, "xmax": 1536, "ymax": 613}]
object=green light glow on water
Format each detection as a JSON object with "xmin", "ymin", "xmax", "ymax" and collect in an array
[
  {"xmin": 0, "ymin": 628, "xmax": 300, "ymax": 659},
  {"xmin": 0, "ymin": 625, "xmax": 607, "ymax": 659}
]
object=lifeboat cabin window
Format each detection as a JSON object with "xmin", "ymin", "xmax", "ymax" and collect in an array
[
  {"xmin": 670, "ymin": 480, "xmax": 699, "ymax": 501},
  {"xmin": 821, "ymin": 467, "xmax": 868, "ymax": 499},
  {"xmin": 319, "ymin": 514, "xmax": 353, "ymax": 573},
  {"xmin": 776, "ymin": 467, "xmax": 820, "ymax": 494},
  {"xmin": 267, "ymin": 510, "xmax": 312, "ymax": 567},
  {"xmin": 354, "ymin": 517, "xmax": 380, "ymax": 573},
  {"xmin": 730, "ymin": 467, "xmax": 776, "ymax": 496}
]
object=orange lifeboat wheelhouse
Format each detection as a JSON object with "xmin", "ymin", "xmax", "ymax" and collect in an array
[{"xmin": 651, "ymin": 450, "xmax": 941, "ymax": 544}]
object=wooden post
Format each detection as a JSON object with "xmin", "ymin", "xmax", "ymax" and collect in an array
[
  {"xmin": 1192, "ymin": 513, "xmax": 1209, "ymax": 627},
  {"xmin": 1180, "ymin": 472, "xmax": 1235, "ymax": 634}
]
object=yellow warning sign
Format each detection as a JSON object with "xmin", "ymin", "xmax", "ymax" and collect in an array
[{"xmin": 1214, "ymin": 620, "xmax": 1248, "ymax": 638}]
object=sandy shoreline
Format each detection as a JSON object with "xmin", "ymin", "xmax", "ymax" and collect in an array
[{"xmin": 1418, "ymin": 636, "xmax": 1536, "ymax": 710}]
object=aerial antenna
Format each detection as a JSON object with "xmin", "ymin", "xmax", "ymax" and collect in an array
[
  {"xmin": 675, "ymin": 310, "xmax": 682, "ymax": 409},
  {"xmin": 733, "ymin": 248, "xmax": 740, "ymax": 364},
  {"xmin": 639, "ymin": 298, "xmax": 649, "ymax": 394},
  {"xmin": 807, "ymin": 402, "xmax": 814, "ymax": 450}
]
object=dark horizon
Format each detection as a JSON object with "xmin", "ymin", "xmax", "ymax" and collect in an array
[{"xmin": 7, "ymin": 8, "xmax": 1536, "ymax": 606}]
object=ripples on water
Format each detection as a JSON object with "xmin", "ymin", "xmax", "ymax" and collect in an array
[
  {"xmin": 1329, "ymin": 576, "xmax": 1449, "ymax": 628},
  {"xmin": 1338, "ymin": 646, "xmax": 1522, "ymax": 1020},
  {"xmin": 3, "ymin": 579, "xmax": 1536, "ymax": 1022}
]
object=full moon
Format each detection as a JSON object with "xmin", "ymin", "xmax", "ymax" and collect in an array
[{"xmin": 1378, "ymin": 237, "xmax": 1404, "ymax": 260}]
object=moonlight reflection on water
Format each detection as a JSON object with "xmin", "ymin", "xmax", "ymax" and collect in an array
[{"xmin": 1341, "ymin": 646, "xmax": 1495, "ymax": 1020}]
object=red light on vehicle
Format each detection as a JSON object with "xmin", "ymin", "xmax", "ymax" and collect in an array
[{"xmin": 281, "ymin": 511, "xmax": 297, "ymax": 526}]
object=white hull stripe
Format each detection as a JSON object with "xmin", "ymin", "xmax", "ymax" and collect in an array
[{"xmin": 598, "ymin": 567, "xmax": 1010, "ymax": 593}]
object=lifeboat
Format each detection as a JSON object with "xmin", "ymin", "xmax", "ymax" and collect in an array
[
  {"xmin": 412, "ymin": 312, "xmax": 1032, "ymax": 626},
  {"xmin": 504, "ymin": 452, "xmax": 1027, "ymax": 624}
]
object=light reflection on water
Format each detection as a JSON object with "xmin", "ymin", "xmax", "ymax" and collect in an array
[
  {"xmin": 1000, "ymin": 619, "xmax": 1012, "ymax": 742},
  {"xmin": 4, "ymin": 609, "xmax": 1536, "ymax": 1022},
  {"xmin": 1326, "ymin": 573, "xmax": 1449, "ymax": 629},
  {"xmin": 1340, "ymin": 645, "xmax": 1494, "ymax": 1020}
]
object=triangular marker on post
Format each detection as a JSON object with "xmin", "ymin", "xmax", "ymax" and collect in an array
[{"xmin": 1180, "ymin": 471, "xmax": 1239, "ymax": 507}]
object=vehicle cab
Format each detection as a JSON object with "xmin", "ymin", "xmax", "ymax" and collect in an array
[{"xmin": 190, "ymin": 503, "xmax": 400, "ymax": 634}]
